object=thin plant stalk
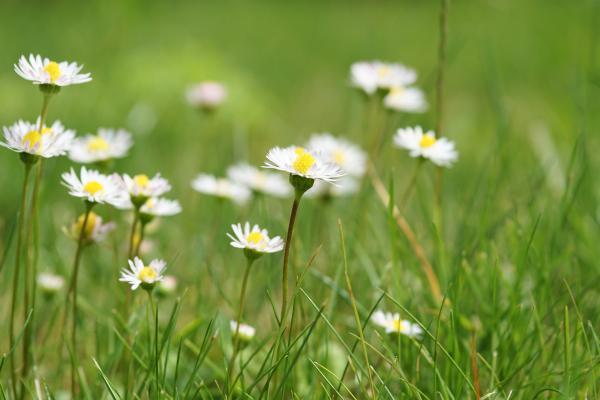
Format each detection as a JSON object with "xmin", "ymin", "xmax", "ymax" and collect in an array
[
  {"xmin": 9, "ymin": 162, "xmax": 33, "ymax": 400},
  {"xmin": 128, "ymin": 212, "xmax": 140, "ymax": 259},
  {"xmin": 134, "ymin": 220, "xmax": 148, "ymax": 258},
  {"xmin": 147, "ymin": 290, "xmax": 160, "ymax": 399},
  {"xmin": 280, "ymin": 196, "xmax": 301, "ymax": 327},
  {"xmin": 399, "ymin": 159, "xmax": 424, "ymax": 209}
]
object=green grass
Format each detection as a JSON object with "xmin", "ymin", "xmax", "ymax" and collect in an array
[{"xmin": 0, "ymin": 0, "xmax": 599, "ymax": 398}]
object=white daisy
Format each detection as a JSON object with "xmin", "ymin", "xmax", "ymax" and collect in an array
[
  {"xmin": 186, "ymin": 81, "xmax": 227, "ymax": 110},
  {"xmin": 1, "ymin": 119, "xmax": 75, "ymax": 158},
  {"xmin": 350, "ymin": 61, "xmax": 417, "ymax": 94},
  {"xmin": 393, "ymin": 126, "xmax": 458, "ymax": 167},
  {"xmin": 61, "ymin": 167, "xmax": 127, "ymax": 206},
  {"xmin": 227, "ymin": 222, "xmax": 284, "ymax": 254},
  {"xmin": 139, "ymin": 197, "xmax": 182, "ymax": 218},
  {"xmin": 191, "ymin": 174, "xmax": 251, "ymax": 205},
  {"xmin": 14, "ymin": 54, "xmax": 92, "ymax": 87},
  {"xmin": 263, "ymin": 146, "xmax": 344, "ymax": 183},
  {"xmin": 306, "ymin": 133, "xmax": 366, "ymax": 177},
  {"xmin": 120, "ymin": 173, "xmax": 171, "ymax": 200},
  {"xmin": 119, "ymin": 257, "xmax": 166, "ymax": 291},
  {"xmin": 68, "ymin": 128, "xmax": 132, "ymax": 164},
  {"xmin": 230, "ymin": 320, "xmax": 255, "ymax": 342},
  {"xmin": 227, "ymin": 163, "xmax": 291, "ymax": 198},
  {"xmin": 372, "ymin": 311, "xmax": 423, "ymax": 338},
  {"xmin": 64, "ymin": 211, "xmax": 115, "ymax": 244},
  {"xmin": 383, "ymin": 86, "xmax": 428, "ymax": 113},
  {"xmin": 305, "ymin": 176, "xmax": 360, "ymax": 199},
  {"xmin": 37, "ymin": 272, "xmax": 65, "ymax": 293}
]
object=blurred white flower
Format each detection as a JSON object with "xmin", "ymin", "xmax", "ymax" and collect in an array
[
  {"xmin": 14, "ymin": 54, "xmax": 92, "ymax": 86},
  {"xmin": 372, "ymin": 311, "xmax": 423, "ymax": 338},
  {"xmin": 64, "ymin": 211, "xmax": 115, "ymax": 244},
  {"xmin": 69, "ymin": 128, "xmax": 132, "ymax": 164},
  {"xmin": 264, "ymin": 146, "xmax": 344, "ymax": 183},
  {"xmin": 1, "ymin": 119, "xmax": 75, "ymax": 158},
  {"xmin": 393, "ymin": 126, "xmax": 458, "ymax": 167},
  {"xmin": 120, "ymin": 173, "xmax": 171, "ymax": 200},
  {"xmin": 305, "ymin": 176, "xmax": 359, "ymax": 199},
  {"xmin": 186, "ymin": 81, "xmax": 227, "ymax": 110},
  {"xmin": 157, "ymin": 275, "xmax": 178, "ymax": 296},
  {"xmin": 37, "ymin": 272, "xmax": 65, "ymax": 293},
  {"xmin": 140, "ymin": 197, "xmax": 182, "ymax": 218},
  {"xmin": 230, "ymin": 320, "xmax": 255, "ymax": 342},
  {"xmin": 119, "ymin": 257, "xmax": 166, "ymax": 291},
  {"xmin": 61, "ymin": 167, "xmax": 127, "ymax": 206},
  {"xmin": 306, "ymin": 133, "xmax": 366, "ymax": 177},
  {"xmin": 227, "ymin": 163, "xmax": 291, "ymax": 198},
  {"xmin": 350, "ymin": 61, "xmax": 417, "ymax": 94},
  {"xmin": 227, "ymin": 222, "xmax": 284, "ymax": 255},
  {"xmin": 191, "ymin": 174, "xmax": 251, "ymax": 205},
  {"xmin": 383, "ymin": 86, "xmax": 427, "ymax": 113}
]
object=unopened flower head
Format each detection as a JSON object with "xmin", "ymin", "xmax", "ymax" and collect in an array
[
  {"xmin": 307, "ymin": 134, "xmax": 366, "ymax": 177},
  {"xmin": 372, "ymin": 311, "xmax": 423, "ymax": 338},
  {"xmin": 384, "ymin": 86, "xmax": 427, "ymax": 113},
  {"xmin": 37, "ymin": 272, "xmax": 65, "ymax": 294},
  {"xmin": 64, "ymin": 211, "xmax": 115, "ymax": 245},
  {"xmin": 393, "ymin": 126, "xmax": 458, "ymax": 167},
  {"xmin": 191, "ymin": 174, "xmax": 251, "ymax": 205},
  {"xmin": 69, "ymin": 128, "xmax": 132, "ymax": 164},
  {"xmin": 306, "ymin": 176, "xmax": 360, "ymax": 199},
  {"xmin": 227, "ymin": 222, "xmax": 284, "ymax": 259},
  {"xmin": 119, "ymin": 257, "xmax": 166, "ymax": 291},
  {"xmin": 121, "ymin": 173, "xmax": 171, "ymax": 206},
  {"xmin": 227, "ymin": 163, "xmax": 291, "ymax": 198},
  {"xmin": 230, "ymin": 320, "xmax": 255, "ymax": 343},
  {"xmin": 350, "ymin": 61, "xmax": 417, "ymax": 95},
  {"xmin": 15, "ymin": 54, "xmax": 92, "ymax": 87},
  {"xmin": 61, "ymin": 167, "xmax": 127, "ymax": 206},
  {"xmin": 186, "ymin": 82, "xmax": 227, "ymax": 110},
  {"xmin": 1, "ymin": 119, "xmax": 75, "ymax": 160},
  {"xmin": 264, "ymin": 146, "xmax": 344, "ymax": 185}
]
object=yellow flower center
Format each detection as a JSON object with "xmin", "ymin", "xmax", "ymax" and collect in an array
[
  {"xmin": 134, "ymin": 174, "xmax": 150, "ymax": 188},
  {"xmin": 74, "ymin": 212, "xmax": 97, "ymax": 238},
  {"xmin": 84, "ymin": 181, "xmax": 103, "ymax": 195},
  {"xmin": 292, "ymin": 148, "xmax": 315, "ymax": 175},
  {"xmin": 144, "ymin": 198, "xmax": 155, "ymax": 209},
  {"xmin": 87, "ymin": 136, "xmax": 109, "ymax": 152},
  {"xmin": 22, "ymin": 130, "xmax": 42, "ymax": 150},
  {"xmin": 333, "ymin": 149, "xmax": 346, "ymax": 166},
  {"xmin": 377, "ymin": 65, "xmax": 390, "ymax": 78},
  {"xmin": 138, "ymin": 266, "xmax": 157, "ymax": 282},
  {"xmin": 41, "ymin": 127, "xmax": 52, "ymax": 135},
  {"xmin": 419, "ymin": 134, "xmax": 437, "ymax": 148},
  {"xmin": 44, "ymin": 61, "xmax": 61, "ymax": 83},
  {"xmin": 389, "ymin": 86, "xmax": 405, "ymax": 96},
  {"xmin": 246, "ymin": 231, "xmax": 264, "ymax": 245}
]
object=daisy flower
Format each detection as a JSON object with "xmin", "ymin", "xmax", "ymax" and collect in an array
[
  {"xmin": 37, "ymin": 272, "xmax": 65, "ymax": 294},
  {"xmin": 393, "ymin": 126, "xmax": 458, "ymax": 167},
  {"xmin": 191, "ymin": 174, "xmax": 251, "ymax": 205},
  {"xmin": 306, "ymin": 133, "xmax": 366, "ymax": 177},
  {"xmin": 227, "ymin": 222, "xmax": 284, "ymax": 258},
  {"xmin": 68, "ymin": 128, "xmax": 132, "ymax": 164},
  {"xmin": 263, "ymin": 146, "xmax": 344, "ymax": 184},
  {"xmin": 306, "ymin": 176, "xmax": 360, "ymax": 199},
  {"xmin": 14, "ymin": 54, "xmax": 92, "ymax": 87},
  {"xmin": 372, "ymin": 311, "xmax": 423, "ymax": 338},
  {"xmin": 61, "ymin": 167, "xmax": 127, "ymax": 206},
  {"xmin": 64, "ymin": 211, "xmax": 115, "ymax": 245},
  {"xmin": 120, "ymin": 173, "xmax": 171, "ymax": 204},
  {"xmin": 1, "ymin": 119, "xmax": 75, "ymax": 159},
  {"xmin": 230, "ymin": 320, "xmax": 256, "ymax": 342},
  {"xmin": 139, "ymin": 197, "xmax": 182, "ymax": 219},
  {"xmin": 119, "ymin": 257, "xmax": 166, "ymax": 291},
  {"xmin": 186, "ymin": 81, "xmax": 227, "ymax": 110},
  {"xmin": 383, "ymin": 86, "xmax": 428, "ymax": 113},
  {"xmin": 227, "ymin": 163, "xmax": 291, "ymax": 198},
  {"xmin": 350, "ymin": 61, "xmax": 417, "ymax": 94}
]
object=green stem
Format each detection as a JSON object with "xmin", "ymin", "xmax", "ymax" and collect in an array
[
  {"xmin": 9, "ymin": 162, "xmax": 33, "ymax": 400},
  {"xmin": 227, "ymin": 257, "xmax": 254, "ymax": 394},
  {"xmin": 134, "ymin": 221, "xmax": 147, "ymax": 258},
  {"xmin": 281, "ymin": 197, "xmax": 301, "ymax": 327},
  {"xmin": 148, "ymin": 291, "xmax": 160, "ymax": 399},
  {"xmin": 128, "ymin": 212, "xmax": 139, "ymax": 259},
  {"xmin": 399, "ymin": 159, "xmax": 424, "ymax": 209}
]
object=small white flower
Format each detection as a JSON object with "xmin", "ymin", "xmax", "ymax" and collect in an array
[
  {"xmin": 68, "ymin": 128, "xmax": 132, "ymax": 164},
  {"xmin": 191, "ymin": 174, "xmax": 251, "ymax": 205},
  {"xmin": 157, "ymin": 275, "xmax": 178, "ymax": 296},
  {"xmin": 64, "ymin": 211, "xmax": 115, "ymax": 244},
  {"xmin": 306, "ymin": 134, "xmax": 366, "ymax": 177},
  {"xmin": 263, "ymin": 146, "xmax": 344, "ymax": 183},
  {"xmin": 306, "ymin": 176, "xmax": 360, "ymax": 199},
  {"xmin": 350, "ymin": 61, "xmax": 417, "ymax": 94},
  {"xmin": 227, "ymin": 163, "xmax": 291, "ymax": 198},
  {"xmin": 383, "ymin": 86, "xmax": 428, "ymax": 113},
  {"xmin": 372, "ymin": 311, "xmax": 423, "ymax": 338},
  {"xmin": 186, "ymin": 82, "xmax": 227, "ymax": 110},
  {"xmin": 120, "ymin": 173, "xmax": 171, "ymax": 199},
  {"xmin": 140, "ymin": 197, "xmax": 182, "ymax": 217},
  {"xmin": 120, "ymin": 257, "xmax": 166, "ymax": 291},
  {"xmin": 230, "ymin": 320, "xmax": 256, "ymax": 342},
  {"xmin": 37, "ymin": 272, "xmax": 65, "ymax": 293},
  {"xmin": 1, "ymin": 119, "xmax": 75, "ymax": 158},
  {"xmin": 227, "ymin": 222, "xmax": 284, "ymax": 254},
  {"xmin": 14, "ymin": 54, "xmax": 92, "ymax": 86},
  {"xmin": 61, "ymin": 167, "xmax": 127, "ymax": 206},
  {"xmin": 393, "ymin": 126, "xmax": 458, "ymax": 167}
]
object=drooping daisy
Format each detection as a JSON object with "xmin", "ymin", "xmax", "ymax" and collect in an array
[
  {"xmin": 306, "ymin": 134, "xmax": 367, "ymax": 177},
  {"xmin": 37, "ymin": 272, "xmax": 65, "ymax": 294},
  {"xmin": 350, "ymin": 61, "xmax": 417, "ymax": 94},
  {"xmin": 306, "ymin": 176, "xmax": 360, "ymax": 199},
  {"xmin": 227, "ymin": 222, "xmax": 284, "ymax": 257},
  {"xmin": 263, "ymin": 146, "xmax": 344, "ymax": 184},
  {"xmin": 63, "ymin": 211, "xmax": 115, "ymax": 245},
  {"xmin": 227, "ymin": 163, "xmax": 291, "ymax": 198},
  {"xmin": 186, "ymin": 81, "xmax": 228, "ymax": 110},
  {"xmin": 191, "ymin": 174, "xmax": 251, "ymax": 205},
  {"xmin": 372, "ymin": 311, "xmax": 423, "ymax": 338},
  {"xmin": 61, "ymin": 167, "xmax": 127, "ymax": 206},
  {"xmin": 393, "ymin": 126, "xmax": 458, "ymax": 167},
  {"xmin": 383, "ymin": 86, "xmax": 427, "ymax": 113},
  {"xmin": 14, "ymin": 54, "xmax": 92, "ymax": 87},
  {"xmin": 230, "ymin": 320, "xmax": 256, "ymax": 342},
  {"xmin": 119, "ymin": 257, "xmax": 166, "ymax": 291},
  {"xmin": 120, "ymin": 173, "xmax": 171, "ymax": 204},
  {"xmin": 1, "ymin": 119, "xmax": 75, "ymax": 159},
  {"xmin": 68, "ymin": 128, "xmax": 132, "ymax": 164}
]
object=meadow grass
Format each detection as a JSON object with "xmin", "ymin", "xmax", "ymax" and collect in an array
[{"xmin": 0, "ymin": 0, "xmax": 598, "ymax": 399}]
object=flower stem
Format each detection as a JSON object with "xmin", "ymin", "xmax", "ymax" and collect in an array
[
  {"xmin": 9, "ymin": 162, "xmax": 33, "ymax": 400},
  {"xmin": 134, "ymin": 220, "xmax": 147, "ymax": 258},
  {"xmin": 399, "ymin": 158, "xmax": 424, "ymax": 209},
  {"xmin": 69, "ymin": 201, "xmax": 94, "ymax": 399},
  {"xmin": 147, "ymin": 290, "xmax": 160, "ymax": 399},
  {"xmin": 281, "ymin": 196, "xmax": 301, "ymax": 328},
  {"xmin": 128, "ymin": 211, "xmax": 139, "ymax": 259},
  {"xmin": 227, "ymin": 257, "xmax": 254, "ymax": 393}
]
